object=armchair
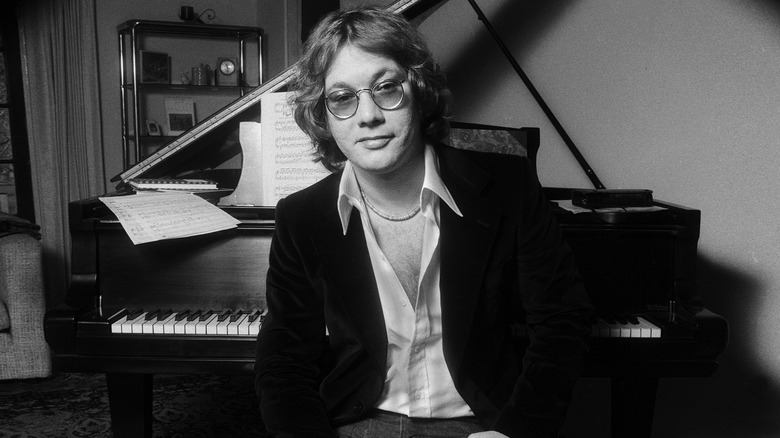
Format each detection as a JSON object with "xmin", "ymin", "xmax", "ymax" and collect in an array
[{"xmin": 0, "ymin": 214, "xmax": 51, "ymax": 380}]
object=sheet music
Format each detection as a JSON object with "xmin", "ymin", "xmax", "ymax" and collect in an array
[
  {"xmin": 99, "ymin": 192, "xmax": 240, "ymax": 245},
  {"xmin": 260, "ymin": 92, "xmax": 329, "ymax": 205}
]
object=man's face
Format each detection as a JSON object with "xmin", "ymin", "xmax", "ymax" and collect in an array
[{"xmin": 324, "ymin": 44, "xmax": 424, "ymax": 179}]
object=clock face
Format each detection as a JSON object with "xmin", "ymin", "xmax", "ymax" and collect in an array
[{"xmin": 219, "ymin": 59, "xmax": 236, "ymax": 75}]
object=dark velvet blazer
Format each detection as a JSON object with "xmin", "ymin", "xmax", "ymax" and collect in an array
[{"xmin": 255, "ymin": 144, "xmax": 593, "ymax": 438}]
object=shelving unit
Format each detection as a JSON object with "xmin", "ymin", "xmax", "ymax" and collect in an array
[{"xmin": 118, "ymin": 20, "xmax": 262, "ymax": 168}]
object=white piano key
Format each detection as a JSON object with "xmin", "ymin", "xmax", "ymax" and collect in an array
[
  {"xmin": 184, "ymin": 318, "xmax": 200, "ymax": 335},
  {"xmin": 609, "ymin": 322, "xmax": 622, "ymax": 338},
  {"xmin": 229, "ymin": 314, "xmax": 248, "ymax": 335},
  {"xmin": 173, "ymin": 318, "xmax": 189, "ymax": 334},
  {"xmin": 129, "ymin": 312, "xmax": 148, "ymax": 334},
  {"xmin": 618, "ymin": 320, "xmax": 632, "ymax": 338},
  {"xmin": 206, "ymin": 315, "xmax": 220, "ymax": 335},
  {"xmin": 216, "ymin": 318, "xmax": 230, "ymax": 335},
  {"xmin": 162, "ymin": 317, "xmax": 179, "ymax": 334},
  {"xmin": 238, "ymin": 317, "xmax": 251, "ymax": 335},
  {"xmin": 111, "ymin": 316, "xmax": 127, "ymax": 333},
  {"xmin": 155, "ymin": 314, "xmax": 177, "ymax": 334},
  {"xmin": 141, "ymin": 320, "xmax": 155, "ymax": 334},
  {"xmin": 629, "ymin": 319, "xmax": 643, "ymax": 338},
  {"xmin": 248, "ymin": 318, "xmax": 262, "ymax": 336},
  {"xmin": 196, "ymin": 314, "xmax": 217, "ymax": 335},
  {"xmin": 637, "ymin": 316, "xmax": 662, "ymax": 338},
  {"xmin": 596, "ymin": 318, "xmax": 612, "ymax": 338},
  {"xmin": 108, "ymin": 309, "xmax": 128, "ymax": 333},
  {"xmin": 119, "ymin": 314, "xmax": 139, "ymax": 334},
  {"xmin": 632, "ymin": 317, "xmax": 649, "ymax": 338},
  {"xmin": 241, "ymin": 311, "xmax": 260, "ymax": 335}
]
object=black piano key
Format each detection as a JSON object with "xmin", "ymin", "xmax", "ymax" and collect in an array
[
  {"xmin": 248, "ymin": 310, "xmax": 261, "ymax": 322},
  {"xmin": 198, "ymin": 310, "xmax": 213, "ymax": 321},
  {"xmin": 175, "ymin": 310, "xmax": 191, "ymax": 321},
  {"xmin": 145, "ymin": 309, "xmax": 160, "ymax": 320},
  {"xmin": 108, "ymin": 309, "xmax": 128, "ymax": 323},
  {"xmin": 218, "ymin": 310, "xmax": 232, "ymax": 322},
  {"xmin": 126, "ymin": 309, "xmax": 143, "ymax": 320},
  {"xmin": 230, "ymin": 310, "xmax": 248, "ymax": 322},
  {"xmin": 157, "ymin": 309, "xmax": 172, "ymax": 321},
  {"xmin": 188, "ymin": 310, "xmax": 203, "ymax": 321}
]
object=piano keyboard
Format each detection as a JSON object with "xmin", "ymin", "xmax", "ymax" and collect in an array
[
  {"xmin": 108, "ymin": 309, "xmax": 265, "ymax": 336},
  {"xmin": 110, "ymin": 309, "xmax": 660, "ymax": 339},
  {"xmin": 514, "ymin": 315, "xmax": 662, "ymax": 339},
  {"xmin": 591, "ymin": 315, "xmax": 661, "ymax": 338}
]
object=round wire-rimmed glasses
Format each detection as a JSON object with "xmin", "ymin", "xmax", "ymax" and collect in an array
[{"xmin": 324, "ymin": 79, "xmax": 406, "ymax": 119}]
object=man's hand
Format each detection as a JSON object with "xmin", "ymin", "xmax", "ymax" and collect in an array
[{"xmin": 469, "ymin": 432, "xmax": 509, "ymax": 438}]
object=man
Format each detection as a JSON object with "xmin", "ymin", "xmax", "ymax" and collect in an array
[{"xmin": 255, "ymin": 7, "xmax": 593, "ymax": 438}]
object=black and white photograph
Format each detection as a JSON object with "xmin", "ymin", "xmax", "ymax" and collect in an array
[
  {"xmin": 2, "ymin": 1, "xmax": 779, "ymax": 437},
  {"xmin": 164, "ymin": 98, "xmax": 195, "ymax": 136}
]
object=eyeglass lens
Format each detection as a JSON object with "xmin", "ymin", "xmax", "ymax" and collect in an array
[{"xmin": 326, "ymin": 80, "xmax": 405, "ymax": 119}]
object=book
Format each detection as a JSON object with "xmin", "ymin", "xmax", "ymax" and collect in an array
[
  {"xmin": 219, "ymin": 92, "xmax": 330, "ymax": 207},
  {"xmin": 129, "ymin": 178, "xmax": 218, "ymax": 191}
]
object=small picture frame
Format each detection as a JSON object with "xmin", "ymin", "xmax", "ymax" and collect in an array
[
  {"xmin": 140, "ymin": 50, "xmax": 170, "ymax": 84},
  {"xmin": 146, "ymin": 120, "xmax": 161, "ymax": 136},
  {"xmin": 165, "ymin": 98, "xmax": 195, "ymax": 136}
]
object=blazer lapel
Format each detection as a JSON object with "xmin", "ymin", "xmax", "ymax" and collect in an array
[
  {"xmin": 437, "ymin": 146, "xmax": 504, "ymax": 376},
  {"xmin": 311, "ymin": 193, "xmax": 388, "ymax": 373}
]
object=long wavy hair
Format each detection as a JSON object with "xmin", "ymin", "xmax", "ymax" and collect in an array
[{"xmin": 289, "ymin": 6, "xmax": 452, "ymax": 172}]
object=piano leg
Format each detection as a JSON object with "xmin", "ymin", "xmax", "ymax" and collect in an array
[
  {"xmin": 106, "ymin": 373, "xmax": 153, "ymax": 438},
  {"xmin": 611, "ymin": 376, "xmax": 658, "ymax": 438}
]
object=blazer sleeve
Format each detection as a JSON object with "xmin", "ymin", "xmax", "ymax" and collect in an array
[
  {"xmin": 494, "ymin": 162, "xmax": 594, "ymax": 437},
  {"xmin": 254, "ymin": 196, "xmax": 337, "ymax": 438}
]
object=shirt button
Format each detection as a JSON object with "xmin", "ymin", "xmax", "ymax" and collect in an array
[{"xmin": 414, "ymin": 394, "xmax": 422, "ymax": 400}]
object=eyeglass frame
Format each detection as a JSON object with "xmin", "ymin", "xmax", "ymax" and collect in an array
[{"xmin": 324, "ymin": 79, "xmax": 407, "ymax": 120}]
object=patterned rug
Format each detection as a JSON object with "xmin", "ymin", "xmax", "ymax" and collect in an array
[{"xmin": 0, "ymin": 373, "xmax": 265, "ymax": 437}]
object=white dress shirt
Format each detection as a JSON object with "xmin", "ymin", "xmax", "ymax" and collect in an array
[{"xmin": 336, "ymin": 144, "xmax": 474, "ymax": 418}]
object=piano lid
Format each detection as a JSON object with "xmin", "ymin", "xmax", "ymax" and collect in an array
[{"xmin": 113, "ymin": 0, "xmax": 448, "ymax": 187}]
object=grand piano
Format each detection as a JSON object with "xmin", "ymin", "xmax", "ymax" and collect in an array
[{"xmin": 44, "ymin": 0, "xmax": 728, "ymax": 437}]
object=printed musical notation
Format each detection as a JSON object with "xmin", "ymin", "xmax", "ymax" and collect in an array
[
  {"xmin": 99, "ymin": 192, "xmax": 240, "ymax": 245},
  {"xmin": 219, "ymin": 92, "xmax": 330, "ymax": 208},
  {"xmin": 261, "ymin": 92, "xmax": 330, "ymax": 205}
]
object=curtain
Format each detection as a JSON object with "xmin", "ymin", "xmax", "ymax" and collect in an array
[{"xmin": 17, "ymin": 0, "xmax": 105, "ymax": 306}]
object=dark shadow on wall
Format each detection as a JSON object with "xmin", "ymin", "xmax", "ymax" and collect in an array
[
  {"xmin": 442, "ymin": 0, "xmax": 575, "ymax": 120},
  {"xmin": 563, "ymin": 253, "xmax": 779, "ymax": 437},
  {"xmin": 652, "ymin": 254, "xmax": 780, "ymax": 437}
]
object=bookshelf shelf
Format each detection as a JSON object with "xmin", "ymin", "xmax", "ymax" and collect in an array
[{"xmin": 118, "ymin": 20, "xmax": 263, "ymax": 169}]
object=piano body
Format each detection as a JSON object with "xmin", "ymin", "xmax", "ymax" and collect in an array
[{"xmin": 44, "ymin": 0, "xmax": 727, "ymax": 437}]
